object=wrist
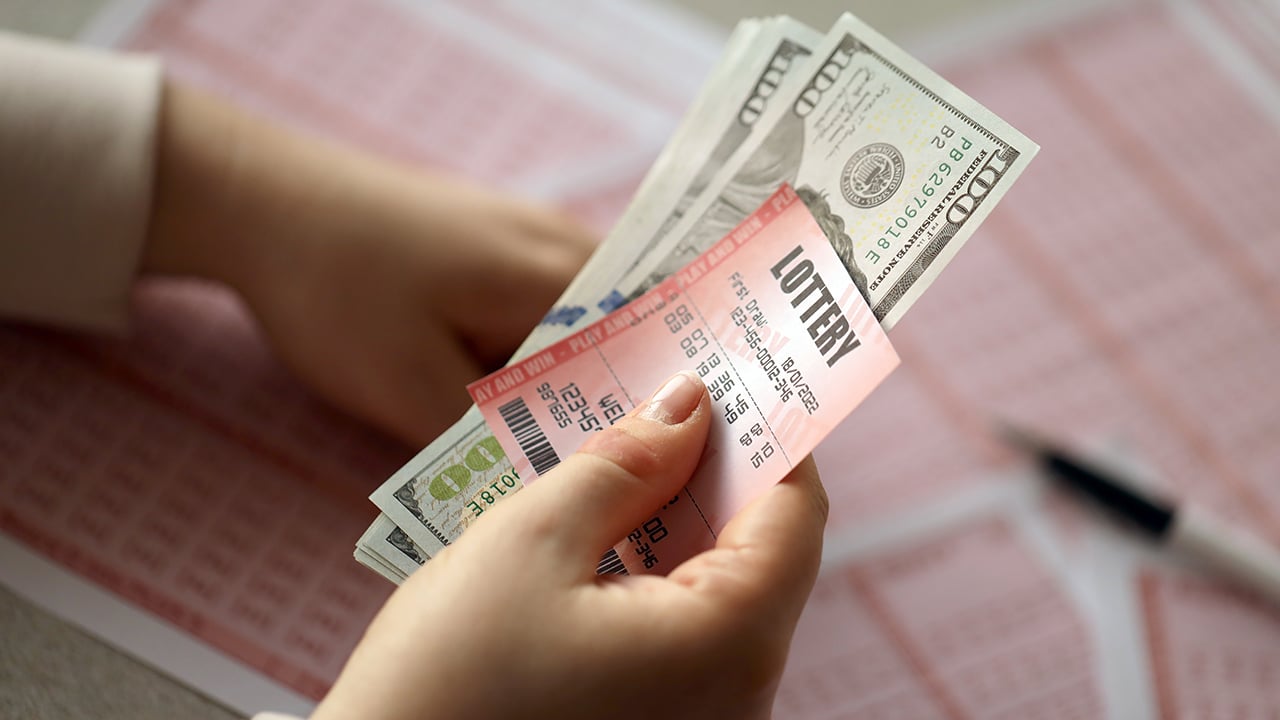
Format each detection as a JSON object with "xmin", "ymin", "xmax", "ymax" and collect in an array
[
  {"xmin": 142, "ymin": 81, "xmax": 260, "ymax": 291},
  {"xmin": 141, "ymin": 81, "xmax": 443, "ymax": 305},
  {"xmin": 142, "ymin": 81, "xmax": 370, "ymax": 305}
]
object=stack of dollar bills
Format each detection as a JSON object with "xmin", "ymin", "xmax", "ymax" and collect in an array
[{"xmin": 354, "ymin": 13, "xmax": 1037, "ymax": 583}]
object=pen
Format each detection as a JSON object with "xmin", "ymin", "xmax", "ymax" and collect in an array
[{"xmin": 1002, "ymin": 425, "xmax": 1280, "ymax": 607}]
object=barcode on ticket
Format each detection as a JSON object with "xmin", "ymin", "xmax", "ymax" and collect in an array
[
  {"xmin": 596, "ymin": 549, "xmax": 629, "ymax": 575},
  {"xmin": 497, "ymin": 397, "xmax": 561, "ymax": 476}
]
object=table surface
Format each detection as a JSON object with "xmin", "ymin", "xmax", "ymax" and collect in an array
[{"xmin": 0, "ymin": 1, "xmax": 1083, "ymax": 718}]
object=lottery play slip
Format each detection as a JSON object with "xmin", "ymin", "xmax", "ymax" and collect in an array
[{"xmin": 469, "ymin": 186, "xmax": 900, "ymax": 575}]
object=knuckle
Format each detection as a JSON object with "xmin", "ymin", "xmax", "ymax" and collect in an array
[
  {"xmin": 811, "ymin": 476, "xmax": 831, "ymax": 524},
  {"xmin": 793, "ymin": 458, "xmax": 829, "ymax": 524},
  {"xmin": 578, "ymin": 420, "xmax": 666, "ymax": 482}
]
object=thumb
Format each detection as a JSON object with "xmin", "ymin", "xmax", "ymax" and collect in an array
[
  {"xmin": 514, "ymin": 371, "xmax": 710, "ymax": 576},
  {"xmin": 669, "ymin": 456, "xmax": 827, "ymax": 626}
]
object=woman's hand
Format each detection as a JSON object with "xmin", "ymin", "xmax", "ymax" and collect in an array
[
  {"xmin": 313, "ymin": 372, "xmax": 828, "ymax": 720},
  {"xmin": 142, "ymin": 82, "xmax": 595, "ymax": 444}
]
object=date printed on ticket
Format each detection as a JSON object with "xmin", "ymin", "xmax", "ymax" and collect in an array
[{"xmin": 468, "ymin": 186, "xmax": 899, "ymax": 575}]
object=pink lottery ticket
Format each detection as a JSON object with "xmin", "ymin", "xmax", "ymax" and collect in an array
[{"xmin": 468, "ymin": 186, "xmax": 899, "ymax": 575}]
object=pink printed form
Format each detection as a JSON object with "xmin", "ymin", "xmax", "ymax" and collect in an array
[
  {"xmin": 776, "ymin": 517, "xmax": 1102, "ymax": 719},
  {"xmin": 3, "ymin": 0, "xmax": 1276, "ymax": 712},
  {"xmin": 468, "ymin": 186, "xmax": 899, "ymax": 575},
  {"xmin": 1140, "ymin": 570, "xmax": 1280, "ymax": 719}
]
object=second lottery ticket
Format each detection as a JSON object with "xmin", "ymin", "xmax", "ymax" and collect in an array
[{"xmin": 468, "ymin": 185, "xmax": 899, "ymax": 575}]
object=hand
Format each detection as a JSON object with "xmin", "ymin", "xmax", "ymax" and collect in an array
[
  {"xmin": 312, "ymin": 372, "xmax": 829, "ymax": 720},
  {"xmin": 142, "ymin": 82, "xmax": 595, "ymax": 444}
]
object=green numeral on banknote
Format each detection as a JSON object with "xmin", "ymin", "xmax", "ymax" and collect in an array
[{"xmin": 428, "ymin": 436, "xmax": 507, "ymax": 501}]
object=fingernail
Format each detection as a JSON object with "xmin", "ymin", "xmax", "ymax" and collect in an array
[{"xmin": 639, "ymin": 371, "xmax": 704, "ymax": 425}]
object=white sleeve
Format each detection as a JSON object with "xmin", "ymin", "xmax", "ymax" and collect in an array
[{"xmin": 0, "ymin": 30, "xmax": 161, "ymax": 333}]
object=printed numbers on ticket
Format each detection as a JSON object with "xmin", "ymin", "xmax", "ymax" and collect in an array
[{"xmin": 468, "ymin": 186, "xmax": 899, "ymax": 575}]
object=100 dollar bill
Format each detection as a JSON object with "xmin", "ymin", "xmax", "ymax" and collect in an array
[
  {"xmin": 615, "ymin": 12, "xmax": 1038, "ymax": 330},
  {"xmin": 356, "ymin": 512, "xmax": 427, "ymax": 583}
]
